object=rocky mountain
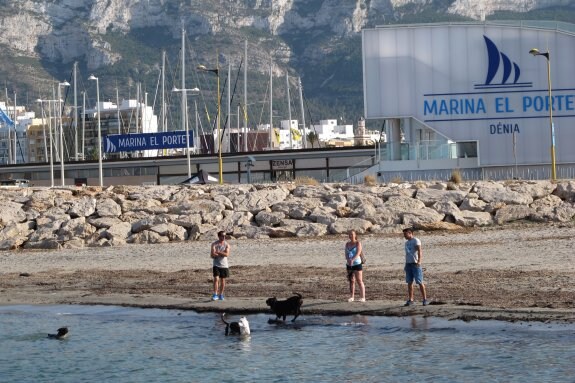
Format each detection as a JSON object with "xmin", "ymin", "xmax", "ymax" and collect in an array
[{"xmin": 2, "ymin": 0, "xmax": 575, "ymax": 126}]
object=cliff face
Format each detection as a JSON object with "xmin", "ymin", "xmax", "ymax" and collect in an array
[
  {"xmin": 2, "ymin": 0, "xmax": 570, "ymax": 71},
  {"xmin": 0, "ymin": 0, "xmax": 573, "ymax": 123}
]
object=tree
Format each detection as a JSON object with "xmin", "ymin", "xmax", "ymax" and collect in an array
[{"xmin": 307, "ymin": 131, "xmax": 319, "ymax": 148}]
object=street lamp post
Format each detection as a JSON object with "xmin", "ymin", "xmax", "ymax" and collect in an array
[
  {"xmin": 57, "ymin": 81, "xmax": 70, "ymax": 186},
  {"xmin": 88, "ymin": 75, "xmax": 103, "ymax": 187},
  {"xmin": 197, "ymin": 64, "xmax": 222, "ymax": 184},
  {"xmin": 36, "ymin": 99, "xmax": 58, "ymax": 187},
  {"xmin": 529, "ymin": 48, "xmax": 556, "ymax": 181},
  {"xmin": 172, "ymin": 86, "xmax": 200, "ymax": 178}
]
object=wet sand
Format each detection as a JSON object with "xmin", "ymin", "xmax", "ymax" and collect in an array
[{"xmin": 1, "ymin": 223, "xmax": 573, "ymax": 323}]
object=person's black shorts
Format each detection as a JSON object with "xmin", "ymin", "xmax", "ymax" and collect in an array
[
  {"xmin": 347, "ymin": 264, "xmax": 363, "ymax": 272},
  {"xmin": 346, "ymin": 264, "xmax": 363, "ymax": 281},
  {"xmin": 213, "ymin": 266, "xmax": 229, "ymax": 278}
]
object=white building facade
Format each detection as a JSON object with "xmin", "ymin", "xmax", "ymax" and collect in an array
[{"xmin": 362, "ymin": 21, "xmax": 575, "ymax": 178}]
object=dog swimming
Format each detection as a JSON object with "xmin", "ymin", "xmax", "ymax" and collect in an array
[
  {"xmin": 266, "ymin": 293, "xmax": 303, "ymax": 322},
  {"xmin": 221, "ymin": 313, "xmax": 250, "ymax": 336},
  {"xmin": 47, "ymin": 327, "xmax": 69, "ymax": 339}
]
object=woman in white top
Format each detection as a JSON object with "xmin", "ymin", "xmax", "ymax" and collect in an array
[{"xmin": 344, "ymin": 230, "xmax": 365, "ymax": 302}]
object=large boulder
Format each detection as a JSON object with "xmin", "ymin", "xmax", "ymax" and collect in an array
[
  {"xmin": 68, "ymin": 196, "xmax": 97, "ymax": 218},
  {"xmin": 328, "ymin": 218, "xmax": 373, "ymax": 234},
  {"xmin": 383, "ymin": 196, "xmax": 426, "ymax": 212},
  {"xmin": 169, "ymin": 199, "xmax": 225, "ymax": 224},
  {"xmin": 123, "ymin": 185, "xmax": 179, "ymax": 202},
  {"xmin": 308, "ymin": 206, "xmax": 337, "ymax": 225},
  {"xmin": 120, "ymin": 198, "xmax": 167, "ymax": 214},
  {"xmin": 553, "ymin": 181, "xmax": 575, "ymax": 202},
  {"xmin": 216, "ymin": 211, "xmax": 254, "ymax": 233},
  {"xmin": 473, "ymin": 182, "xmax": 533, "ymax": 205},
  {"xmin": 128, "ymin": 230, "xmax": 171, "ymax": 244},
  {"xmin": 0, "ymin": 221, "xmax": 35, "ymax": 241},
  {"xmin": 149, "ymin": 223, "xmax": 188, "ymax": 241},
  {"xmin": 403, "ymin": 208, "xmax": 445, "ymax": 227},
  {"xmin": 530, "ymin": 195, "xmax": 563, "ymax": 209},
  {"xmin": 96, "ymin": 198, "xmax": 122, "ymax": 217},
  {"xmin": 87, "ymin": 217, "xmax": 124, "ymax": 229},
  {"xmin": 0, "ymin": 200, "xmax": 27, "ymax": 225},
  {"xmin": 494, "ymin": 205, "xmax": 533, "ymax": 224},
  {"xmin": 453, "ymin": 211, "xmax": 493, "ymax": 227},
  {"xmin": 57, "ymin": 217, "xmax": 96, "ymax": 241},
  {"xmin": 296, "ymin": 222, "xmax": 329, "ymax": 237},
  {"xmin": 255, "ymin": 210, "xmax": 284, "ymax": 227},
  {"xmin": 346, "ymin": 192, "xmax": 384, "ymax": 210},
  {"xmin": 459, "ymin": 196, "xmax": 488, "ymax": 212},
  {"xmin": 415, "ymin": 188, "xmax": 467, "ymax": 206},
  {"xmin": 271, "ymin": 198, "xmax": 322, "ymax": 219},
  {"xmin": 100, "ymin": 222, "xmax": 133, "ymax": 242},
  {"xmin": 27, "ymin": 219, "xmax": 66, "ymax": 242},
  {"xmin": 508, "ymin": 181, "xmax": 556, "ymax": 199},
  {"xmin": 230, "ymin": 188, "xmax": 289, "ymax": 214},
  {"xmin": 172, "ymin": 214, "xmax": 203, "ymax": 229}
]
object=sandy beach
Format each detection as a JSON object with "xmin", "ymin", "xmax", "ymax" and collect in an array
[{"xmin": 1, "ymin": 222, "xmax": 573, "ymax": 323}]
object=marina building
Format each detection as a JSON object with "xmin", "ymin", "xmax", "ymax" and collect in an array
[{"xmin": 361, "ymin": 21, "xmax": 575, "ymax": 181}]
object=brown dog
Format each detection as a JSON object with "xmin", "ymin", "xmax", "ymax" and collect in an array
[{"xmin": 266, "ymin": 293, "xmax": 303, "ymax": 322}]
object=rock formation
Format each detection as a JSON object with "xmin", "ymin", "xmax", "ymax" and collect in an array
[{"xmin": 1, "ymin": 180, "xmax": 574, "ymax": 251}]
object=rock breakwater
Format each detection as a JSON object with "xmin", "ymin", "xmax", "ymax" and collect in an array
[{"xmin": 1, "ymin": 180, "xmax": 574, "ymax": 251}]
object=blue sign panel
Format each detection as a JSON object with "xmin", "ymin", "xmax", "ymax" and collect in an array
[{"xmin": 104, "ymin": 131, "xmax": 193, "ymax": 153}]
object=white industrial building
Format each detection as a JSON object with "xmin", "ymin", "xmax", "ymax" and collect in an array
[{"xmin": 361, "ymin": 21, "xmax": 575, "ymax": 181}]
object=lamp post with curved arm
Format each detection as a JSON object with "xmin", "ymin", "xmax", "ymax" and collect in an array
[
  {"xmin": 172, "ymin": 86, "xmax": 200, "ymax": 178},
  {"xmin": 197, "ymin": 64, "xmax": 222, "ymax": 184},
  {"xmin": 529, "ymin": 48, "xmax": 556, "ymax": 181},
  {"xmin": 88, "ymin": 75, "xmax": 103, "ymax": 187}
]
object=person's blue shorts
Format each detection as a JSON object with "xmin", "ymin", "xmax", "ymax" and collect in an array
[{"xmin": 404, "ymin": 263, "xmax": 424, "ymax": 284}]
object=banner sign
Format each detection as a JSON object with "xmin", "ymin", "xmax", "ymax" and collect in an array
[{"xmin": 104, "ymin": 131, "xmax": 193, "ymax": 153}]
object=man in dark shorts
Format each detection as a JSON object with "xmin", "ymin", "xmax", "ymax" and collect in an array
[{"xmin": 210, "ymin": 231, "xmax": 230, "ymax": 301}]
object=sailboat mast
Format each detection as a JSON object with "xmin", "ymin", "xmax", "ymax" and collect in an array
[
  {"xmin": 286, "ymin": 73, "xmax": 292, "ymax": 149},
  {"xmin": 243, "ymin": 40, "xmax": 248, "ymax": 152},
  {"xmin": 82, "ymin": 91, "xmax": 86, "ymax": 160},
  {"xmin": 227, "ymin": 62, "xmax": 231, "ymax": 153},
  {"xmin": 298, "ymin": 77, "xmax": 306, "ymax": 149},
  {"xmin": 116, "ymin": 86, "xmax": 120, "ymax": 134},
  {"xmin": 73, "ymin": 62, "xmax": 78, "ymax": 160},
  {"xmin": 269, "ymin": 57, "xmax": 273, "ymax": 150},
  {"xmin": 162, "ymin": 50, "xmax": 166, "ymax": 133}
]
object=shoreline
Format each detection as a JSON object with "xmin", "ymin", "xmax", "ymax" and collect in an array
[
  {"xmin": 1, "ymin": 223, "xmax": 574, "ymax": 324},
  {"xmin": 1, "ymin": 291, "xmax": 573, "ymax": 324}
]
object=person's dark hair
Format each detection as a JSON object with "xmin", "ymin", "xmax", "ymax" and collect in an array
[
  {"xmin": 402, "ymin": 227, "xmax": 414, "ymax": 234},
  {"xmin": 217, "ymin": 231, "xmax": 226, "ymax": 238}
]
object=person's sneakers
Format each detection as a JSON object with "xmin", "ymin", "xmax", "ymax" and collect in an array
[
  {"xmin": 404, "ymin": 300, "xmax": 414, "ymax": 306},
  {"xmin": 358, "ymin": 298, "xmax": 366, "ymax": 302},
  {"xmin": 218, "ymin": 294, "xmax": 225, "ymax": 301},
  {"xmin": 211, "ymin": 293, "xmax": 219, "ymax": 301},
  {"xmin": 347, "ymin": 297, "xmax": 355, "ymax": 302},
  {"xmin": 422, "ymin": 299, "xmax": 429, "ymax": 306}
]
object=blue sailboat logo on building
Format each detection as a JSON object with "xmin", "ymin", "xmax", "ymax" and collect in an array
[{"xmin": 475, "ymin": 35, "xmax": 532, "ymax": 89}]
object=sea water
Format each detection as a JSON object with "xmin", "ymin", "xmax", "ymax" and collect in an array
[{"xmin": 0, "ymin": 305, "xmax": 573, "ymax": 383}]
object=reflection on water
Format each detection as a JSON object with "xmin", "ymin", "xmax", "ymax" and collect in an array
[{"xmin": 0, "ymin": 305, "xmax": 573, "ymax": 383}]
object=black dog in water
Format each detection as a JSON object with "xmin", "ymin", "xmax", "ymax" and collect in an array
[
  {"xmin": 221, "ymin": 313, "xmax": 250, "ymax": 336},
  {"xmin": 48, "ymin": 327, "xmax": 69, "ymax": 339},
  {"xmin": 266, "ymin": 293, "xmax": 303, "ymax": 322}
]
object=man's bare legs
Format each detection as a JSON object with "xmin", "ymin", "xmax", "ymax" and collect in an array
[{"xmin": 407, "ymin": 282, "xmax": 427, "ymax": 302}]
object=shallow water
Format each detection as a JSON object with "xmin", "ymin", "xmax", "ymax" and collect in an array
[{"xmin": 0, "ymin": 305, "xmax": 573, "ymax": 383}]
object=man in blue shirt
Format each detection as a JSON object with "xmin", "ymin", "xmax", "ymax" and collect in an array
[{"xmin": 403, "ymin": 228, "xmax": 428, "ymax": 306}]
